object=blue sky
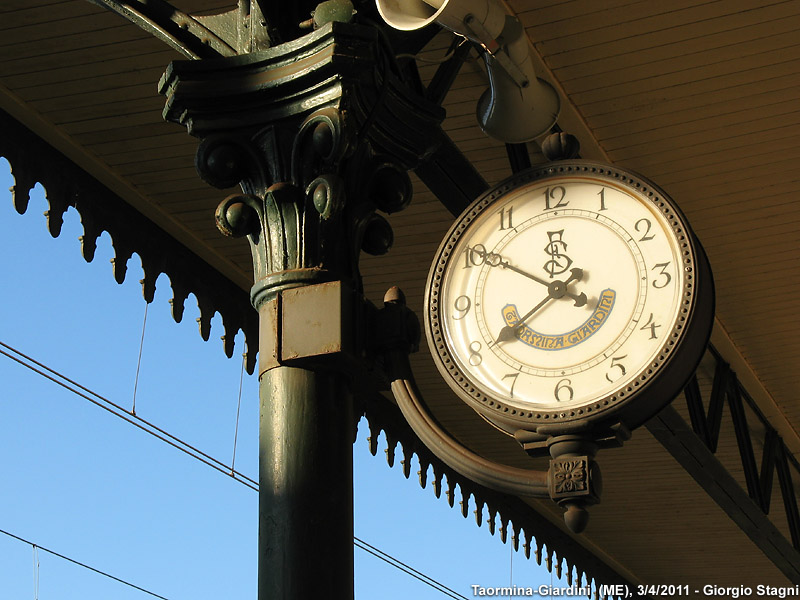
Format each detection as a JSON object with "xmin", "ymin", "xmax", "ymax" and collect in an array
[{"xmin": 0, "ymin": 161, "xmax": 559, "ymax": 599}]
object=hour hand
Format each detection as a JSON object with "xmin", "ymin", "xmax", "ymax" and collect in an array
[
  {"xmin": 564, "ymin": 267, "xmax": 583, "ymax": 285},
  {"xmin": 494, "ymin": 325, "xmax": 519, "ymax": 345},
  {"xmin": 494, "ymin": 294, "xmax": 551, "ymax": 345},
  {"xmin": 570, "ymin": 292, "xmax": 588, "ymax": 307},
  {"xmin": 564, "ymin": 269, "xmax": 587, "ymax": 306},
  {"xmin": 545, "ymin": 269, "xmax": 587, "ymax": 307},
  {"xmin": 498, "ymin": 261, "xmax": 586, "ymax": 309}
]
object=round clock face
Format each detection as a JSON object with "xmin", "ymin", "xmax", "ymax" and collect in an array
[{"xmin": 425, "ymin": 162, "xmax": 707, "ymax": 430}]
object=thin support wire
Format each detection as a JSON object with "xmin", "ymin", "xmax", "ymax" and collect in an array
[
  {"xmin": 231, "ymin": 352, "xmax": 246, "ymax": 474},
  {"xmin": 510, "ymin": 537, "xmax": 513, "ymax": 587},
  {"xmin": 2, "ymin": 528, "xmax": 168, "ymax": 600},
  {"xmin": 132, "ymin": 302, "xmax": 149, "ymax": 415},
  {"xmin": 32, "ymin": 544, "xmax": 39, "ymax": 600}
]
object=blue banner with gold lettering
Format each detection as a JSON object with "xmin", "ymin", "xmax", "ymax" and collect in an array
[{"xmin": 502, "ymin": 289, "xmax": 616, "ymax": 351}]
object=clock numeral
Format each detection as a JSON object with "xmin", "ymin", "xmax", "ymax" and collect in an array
[
  {"xmin": 463, "ymin": 244, "xmax": 502, "ymax": 268},
  {"xmin": 452, "ymin": 295, "xmax": 472, "ymax": 320},
  {"xmin": 640, "ymin": 313, "xmax": 661, "ymax": 339},
  {"xmin": 502, "ymin": 372, "xmax": 520, "ymax": 398},
  {"xmin": 554, "ymin": 378, "xmax": 574, "ymax": 402},
  {"xmin": 605, "ymin": 355, "xmax": 628, "ymax": 383},
  {"xmin": 635, "ymin": 218, "xmax": 656, "ymax": 242},
  {"xmin": 598, "ymin": 187, "xmax": 608, "ymax": 211},
  {"xmin": 651, "ymin": 262, "xmax": 672, "ymax": 289},
  {"xmin": 468, "ymin": 341, "xmax": 483, "ymax": 366},
  {"xmin": 498, "ymin": 206, "xmax": 514, "ymax": 230},
  {"xmin": 544, "ymin": 186, "xmax": 568, "ymax": 210},
  {"xmin": 463, "ymin": 243, "xmax": 487, "ymax": 268}
]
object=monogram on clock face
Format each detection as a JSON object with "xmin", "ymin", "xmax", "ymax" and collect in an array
[{"xmin": 434, "ymin": 175, "xmax": 689, "ymax": 413}]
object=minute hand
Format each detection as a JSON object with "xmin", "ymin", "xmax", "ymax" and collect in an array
[
  {"xmin": 501, "ymin": 261, "xmax": 587, "ymax": 307},
  {"xmin": 499, "ymin": 260, "xmax": 551, "ymax": 287}
]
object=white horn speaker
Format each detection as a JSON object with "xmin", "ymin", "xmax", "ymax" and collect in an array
[
  {"xmin": 375, "ymin": 0, "xmax": 505, "ymax": 46},
  {"xmin": 477, "ymin": 16, "xmax": 559, "ymax": 142},
  {"xmin": 376, "ymin": 0, "xmax": 560, "ymax": 143}
]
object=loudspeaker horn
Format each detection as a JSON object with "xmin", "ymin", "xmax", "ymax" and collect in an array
[
  {"xmin": 375, "ymin": 0, "xmax": 505, "ymax": 47},
  {"xmin": 477, "ymin": 16, "xmax": 559, "ymax": 142},
  {"xmin": 376, "ymin": 0, "xmax": 560, "ymax": 143}
]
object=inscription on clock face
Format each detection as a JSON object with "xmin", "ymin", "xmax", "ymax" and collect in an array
[
  {"xmin": 434, "ymin": 176, "xmax": 689, "ymax": 411},
  {"xmin": 500, "ymin": 287, "xmax": 616, "ymax": 351}
]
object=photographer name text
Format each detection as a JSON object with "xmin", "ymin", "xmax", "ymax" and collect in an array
[{"xmin": 470, "ymin": 584, "xmax": 800, "ymax": 598}]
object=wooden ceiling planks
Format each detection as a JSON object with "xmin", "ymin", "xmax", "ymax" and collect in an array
[
  {"xmin": 525, "ymin": 1, "xmax": 771, "ymax": 55},
  {"xmin": 1, "ymin": 18, "xmax": 136, "ymax": 55},
  {"xmin": 526, "ymin": 0, "xmax": 800, "ymax": 518}
]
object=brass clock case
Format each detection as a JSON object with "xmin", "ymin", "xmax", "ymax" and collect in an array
[{"xmin": 424, "ymin": 161, "xmax": 714, "ymax": 436}]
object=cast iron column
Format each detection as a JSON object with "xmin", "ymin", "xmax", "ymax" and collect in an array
[
  {"xmin": 159, "ymin": 21, "xmax": 444, "ymax": 598},
  {"xmin": 258, "ymin": 363, "xmax": 353, "ymax": 596}
]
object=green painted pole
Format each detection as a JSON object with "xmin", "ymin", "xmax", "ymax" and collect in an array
[
  {"xmin": 160, "ymin": 20, "xmax": 430, "ymax": 599},
  {"xmin": 258, "ymin": 364, "xmax": 354, "ymax": 599}
]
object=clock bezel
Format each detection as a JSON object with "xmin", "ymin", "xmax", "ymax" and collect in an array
[{"xmin": 424, "ymin": 160, "xmax": 714, "ymax": 435}]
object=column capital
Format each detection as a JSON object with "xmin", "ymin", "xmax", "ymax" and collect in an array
[{"xmin": 159, "ymin": 21, "xmax": 445, "ymax": 301}]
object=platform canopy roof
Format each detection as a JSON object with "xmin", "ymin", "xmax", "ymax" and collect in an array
[{"xmin": 3, "ymin": 0, "xmax": 800, "ymax": 593}]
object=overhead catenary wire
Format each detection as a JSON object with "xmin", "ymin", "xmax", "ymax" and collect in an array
[
  {"xmin": 132, "ymin": 301, "xmax": 149, "ymax": 415},
  {"xmin": 1, "ymin": 340, "xmax": 468, "ymax": 600},
  {"xmin": 0, "ymin": 340, "xmax": 258, "ymax": 491},
  {"xmin": 1, "ymin": 528, "xmax": 168, "ymax": 600},
  {"xmin": 353, "ymin": 537, "xmax": 470, "ymax": 600}
]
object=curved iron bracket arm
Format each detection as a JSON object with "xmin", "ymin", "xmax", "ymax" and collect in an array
[
  {"xmin": 373, "ymin": 287, "xmax": 603, "ymax": 533},
  {"xmin": 86, "ymin": 0, "xmax": 237, "ymax": 59},
  {"xmin": 387, "ymin": 354, "xmax": 550, "ymax": 498}
]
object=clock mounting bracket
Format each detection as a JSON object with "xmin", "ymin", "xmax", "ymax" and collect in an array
[
  {"xmin": 372, "ymin": 132, "xmax": 713, "ymax": 534},
  {"xmin": 374, "ymin": 286, "xmax": 606, "ymax": 534}
]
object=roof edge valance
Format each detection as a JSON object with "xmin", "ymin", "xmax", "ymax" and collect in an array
[
  {"xmin": 0, "ymin": 108, "xmax": 259, "ymax": 373},
  {"xmin": 1, "ymin": 107, "xmax": 640, "ymax": 598}
]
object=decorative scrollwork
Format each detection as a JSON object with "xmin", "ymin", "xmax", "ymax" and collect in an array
[
  {"xmin": 215, "ymin": 194, "xmax": 263, "ymax": 238},
  {"xmin": 359, "ymin": 213, "xmax": 393, "ymax": 256},
  {"xmin": 160, "ymin": 23, "xmax": 446, "ymax": 294},
  {"xmin": 306, "ymin": 174, "xmax": 344, "ymax": 221},
  {"xmin": 292, "ymin": 107, "xmax": 349, "ymax": 188},
  {"xmin": 195, "ymin": 134, "xmax": 267, "ymax": 190},
  {"xmin": 363, "ymin": 158, "xmax": 412, "ymax": 214}
]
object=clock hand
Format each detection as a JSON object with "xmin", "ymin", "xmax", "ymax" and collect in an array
[
  {"xmin": 559, "ymin": 268, "xmax": 588, "ymax": 307},
  {"xmin": 499, "ymin": 260, "xmax": 550, "ymax": 287},
  {"xmin": 498, "ymin": 260, "xmax": 587, "ymax": 307},
  {"xmin": 494, "ymin": 294, "xmax": 551, "ymax": 344},
  {"xmin": 563, "ymin": 267, "xmax": 582, "ymax": 285},
  {"xmin": 493, "ymin": 267, "xmax": 589, "ymax": 345}
]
